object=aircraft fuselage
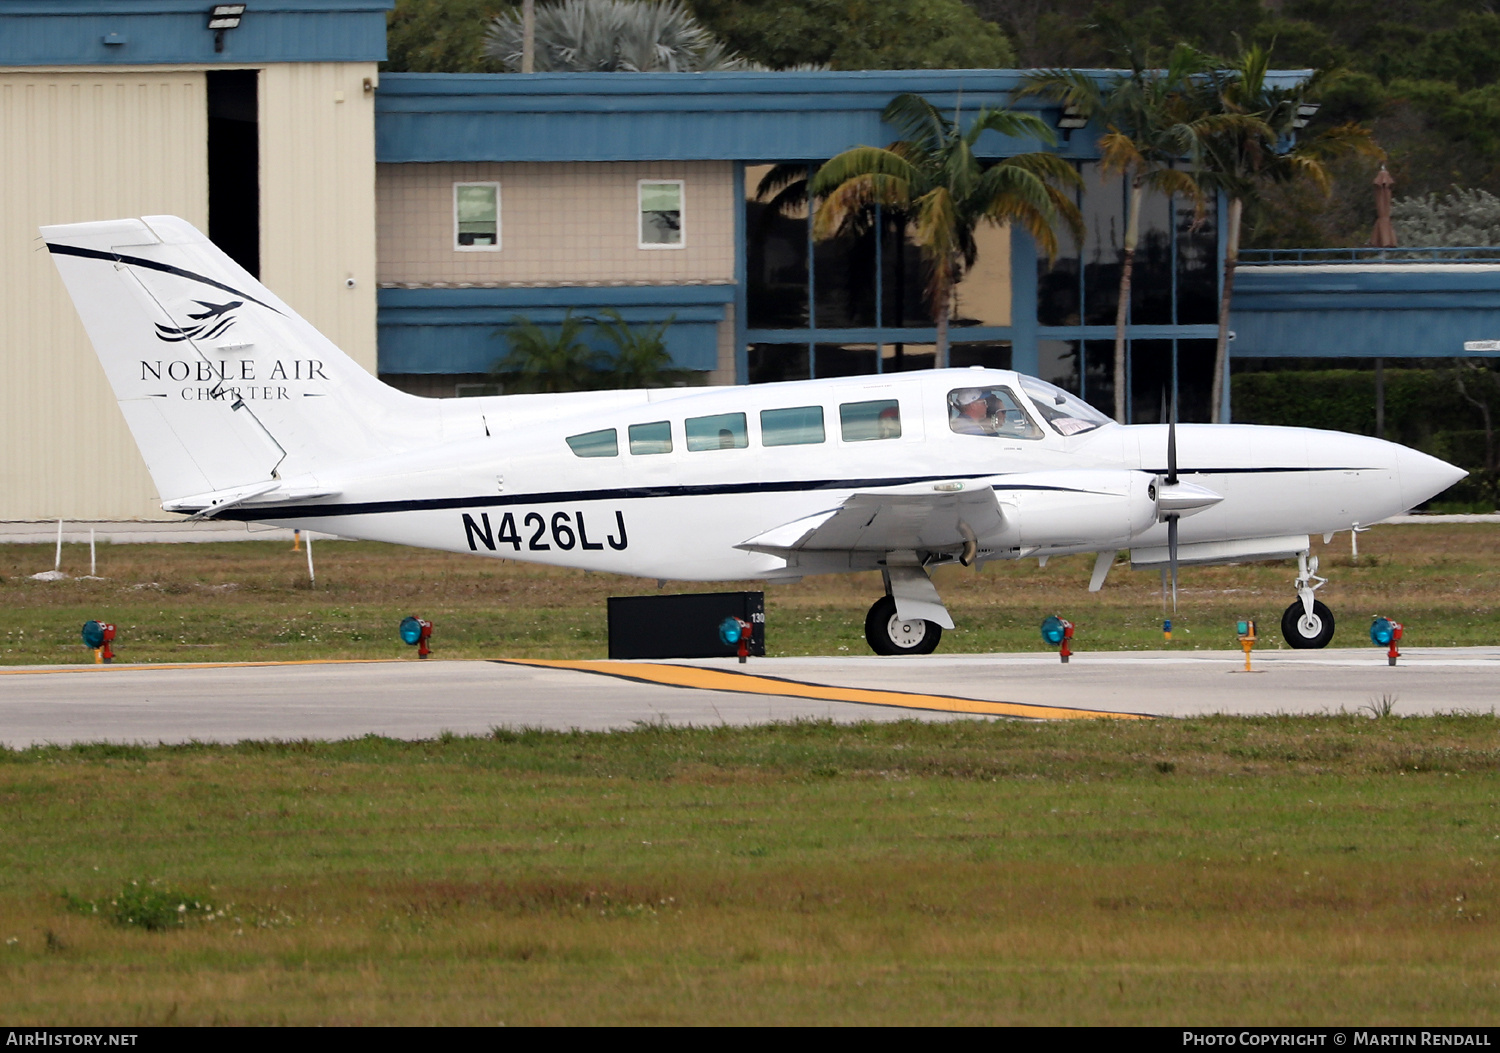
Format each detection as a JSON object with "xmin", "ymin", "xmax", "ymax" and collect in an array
[{"xmin": 234, "ymin": 368, "xmax": 1457, "ymax": 582}]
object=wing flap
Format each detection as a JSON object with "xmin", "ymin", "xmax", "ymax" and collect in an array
[{"xmin": 736, "ymin": 484, "xmax": 1004, "ymax": 556}]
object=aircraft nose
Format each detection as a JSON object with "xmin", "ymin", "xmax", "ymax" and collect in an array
[{"xmin": 1398, "ymin": 446, "xmax": 1467, "ymax": 510}]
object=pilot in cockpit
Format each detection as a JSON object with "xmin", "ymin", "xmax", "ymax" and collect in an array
[{"xmin": 949, "ymin": 389, "xmax": 1001, "ymax": 436}]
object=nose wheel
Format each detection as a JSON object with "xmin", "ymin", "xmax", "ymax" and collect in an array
[
  {"xmin": 1281, "ymin": 599, "xmax": 1335, "ymax": 649},
  {"xmin": 1281, "ymin": 551, "xmax": 1335, "ymax": 648},
  {"xmin": 864, "ymin": 595, "xmax": 942, "ymax": 656}
]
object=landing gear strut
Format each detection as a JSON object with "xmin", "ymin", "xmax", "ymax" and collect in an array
[
  {"xmin": 1281, "ymin": 551, "xmax": 1335, "ymax": 649},
  {"xmin": 864, "ymin": 595, "xmax": 942, "ymax": 656}
]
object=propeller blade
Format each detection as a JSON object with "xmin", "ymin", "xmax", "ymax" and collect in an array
[
  {"xmin": 1166, "ymin": 388, "xmax": 1178, "ymax": 487},
  {"xmin": 1167, "ymin": 513, "xmax": 1179, "ymax": 613}
]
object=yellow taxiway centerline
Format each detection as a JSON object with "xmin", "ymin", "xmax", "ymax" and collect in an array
[{"xmin": 499, "ymin": 659, "xmax": 1150, "ymax": 720}]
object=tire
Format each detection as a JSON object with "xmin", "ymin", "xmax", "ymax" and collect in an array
[
  {"xmin": 864, "ymin": 595, "xmax": 942, "ymax": 656},
  {"xmin": 1281, "ymin": 599, "xmax": 1335, "ymax": 649}
]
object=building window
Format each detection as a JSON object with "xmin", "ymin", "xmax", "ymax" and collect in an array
[
  {"xmin": 455, "ymin": 182, "xmax": 500, "ymax": 250},
  {"xmin": 639, "ymin": 180, "xmax": 684, "ymax": 249}
]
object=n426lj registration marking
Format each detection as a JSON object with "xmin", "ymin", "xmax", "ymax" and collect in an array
[{"xmin": 462, "ymin": 510, "xmax": 628, "ymax": 552}]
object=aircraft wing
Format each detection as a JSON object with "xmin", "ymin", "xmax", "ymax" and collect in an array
[{"xmin": 736, "ymin": 483, "xmax": 1005, "ymax": 556}]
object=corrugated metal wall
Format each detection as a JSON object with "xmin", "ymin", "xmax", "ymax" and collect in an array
[
  {"xmin": 0, "ymin": 62, "xmax": 379, "ymax": 521},
  {"xmin": 0, "ymin": 70, "xmax": 208, "ymax": 520},
  {"xmin": 261, "ymin": 62, "xmax": 378, "ymax": 375}
]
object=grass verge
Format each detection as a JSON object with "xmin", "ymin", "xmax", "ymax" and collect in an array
[
  {"xmin": 2, "ymin": 523, "xmax": 1497, "ymax": 664},
  {"xmin": 1, "ymin": 716, "xmax": 1497, "ymax": 1025}
]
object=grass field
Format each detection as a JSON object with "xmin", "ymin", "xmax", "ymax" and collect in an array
[
  {"xmin": 2, "ymin": 717, "xmax": 1498, "ymax": 1025},
  {"xmin": 2, "ymin": 524, "xmax": 1496, "ymax": 1024},
  {"xmin": 2, "ymin": 522, "xmax": 1497, "ymax": 664}
]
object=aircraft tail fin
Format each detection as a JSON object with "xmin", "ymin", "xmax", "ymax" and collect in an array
[{"xmin": 43, "ymin": 216, "xmax": 424, "ymax": 508}]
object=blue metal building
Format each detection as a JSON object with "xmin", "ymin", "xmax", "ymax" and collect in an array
[{"xmin": 373, "ymin": 67, "xmax": 1500, "ymax": 423}]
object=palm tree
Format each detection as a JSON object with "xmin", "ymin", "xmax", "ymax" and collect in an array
[
  {"xmin": 490, "ymin": 310, "xmax": 605, "ymax": 392},
  {"xmin": 809, "ymin": 93, "xmax": 1084, "ymax": 369},
  {"xmin": 593, "ymin": 308, "xmax": 692, "ymax": 387},
  {"xmin": 484, "ymin": 0, "xmax": 755, "ymax": 72},
  {"xmin": 1196, "ymin": 46, "xmax": 1381, "ymax": 421},
  {"xmin": 1022, "ymin": 45, "xmax": 1223, "ymax": 423}
]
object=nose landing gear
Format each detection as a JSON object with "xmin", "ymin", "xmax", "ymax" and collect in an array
[{"xmin": 1281, "ymin": 551, "xmax": 1336, "ymax": 648}]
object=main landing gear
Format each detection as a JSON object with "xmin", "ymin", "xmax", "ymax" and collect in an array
[
  {"xmin": 863, "ymin": 563, "xmax": 953, "ymax": 655},
  {"xmin": 1281, "ymin": 551, "xmax": 1336, "ymax": 649},
  {"xmin": 864, "ymin": 595, "xmax": 943, "ymax": 656}
]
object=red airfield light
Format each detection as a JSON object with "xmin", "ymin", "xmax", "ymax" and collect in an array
[
  {"xmin": 718, "ymin": 616, "xmax": 752, "ymax": 664},
  {"xmin": 399, "ymin": 615, "xmax": 432, "ymax": 659},
  {"xmin": 1041, "ymin": 615, "xmax": 1074, "ymax": 664},
  {"xmin": 1371, "ymin": 617, "xmax": 1404, "ymax": 666},
  {"xmin": 81, "ymin": 620, "xmax": 116, "ymax": 664}
]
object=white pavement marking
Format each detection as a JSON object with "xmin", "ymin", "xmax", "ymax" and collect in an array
[{"xmin": 1, "ymin": 648, "xmax": 1496, "ymax": 746}]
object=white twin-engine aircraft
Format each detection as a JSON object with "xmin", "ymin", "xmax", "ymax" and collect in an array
[{"xmin": 46, "ymin": 216, "xmax": 1466, "ymax": 655}]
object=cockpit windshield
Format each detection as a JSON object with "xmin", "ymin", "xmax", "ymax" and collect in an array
[{"xmin": 1018, "ymin": 376, "xmax": 1112, "ymax": 436}]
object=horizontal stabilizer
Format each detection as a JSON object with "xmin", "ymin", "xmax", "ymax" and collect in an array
[{"xmin": 164, "ymin": 481, "xmax": 342, "ymax": 517}]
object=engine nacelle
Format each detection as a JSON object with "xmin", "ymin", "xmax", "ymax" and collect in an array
[{"xmin": 985, "ymin": 470, "xmax": 1160, "ymax": 549}]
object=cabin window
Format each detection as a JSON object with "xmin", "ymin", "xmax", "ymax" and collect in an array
[
  {"xmin": 839, "ymin": 399, "xmax": 902, "ymax": 442},
  {"xmin": 947, "ymin": 386, "xmax": 1043, "ymax": 439},
  {"xmin": 566, "ymin": 428, "xmax": 618, "ymax": 457},
  {"xmin": 629, "ymin": 420, "xmax": 673, "ymax": 455},
  {"xmin": 454, "ymin": 183, "xmax": 500, "ymax": 250},
  {"xmin": 639, "ymin": 180, "xmax": 684, "ymax": 248},
  {"xmin": 760, "ymin": 406, "xmax": 825, "ymax": 447},
  {"xmin": 686, "ymin": 412, "xmax": 747, "ymax": 451}
]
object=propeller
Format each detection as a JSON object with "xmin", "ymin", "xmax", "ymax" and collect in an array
[{"xmin": 1165, "ymin": 389, "xmax": 1179, "ymax": 613}]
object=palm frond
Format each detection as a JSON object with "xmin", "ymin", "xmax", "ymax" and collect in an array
[
  {"xmin": 1014, "ymin": 68, "xmax": 1104, "ymax": 115},
  {"xmin": 1097, "ymin": 129, "xmax": 1146, "ymax": 180},
  {"xmin": 1143, "ymin": 166, "xmax": 1203, "ymax": 206},
  {"xmin": 812, "ymin": 173, "xmax": 913, "ymax": 239},
  {"xmin": 755, "ymin": 163, "xmax": 808, "ymax": 201},
  {"xmin": 981, "ymin": 153, "xmax": 1086, "ymax": 249},
  {"xmin": 811, "ymin": 147, "xmax": 921, "ymax": 197},
  {"xmin": 1298, "ymin": 121, "xmax": 1385, "ymax": 163},
  {"xmin": 881, "ymin": 93, "xmax": 952, "ymax": 152},
  {"xmin": 966, "ymin": 107, "xmax": 1059, "ymax": 149}
]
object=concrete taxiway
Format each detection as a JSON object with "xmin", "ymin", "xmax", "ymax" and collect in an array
[{"xmin": 1, "ymin": 647, "xmax": 1496, "ymax": 747}]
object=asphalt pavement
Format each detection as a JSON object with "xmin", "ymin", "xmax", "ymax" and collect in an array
[{"xmin": 1, "ymin": 647, "xmax": 1495, "ymax": 747}]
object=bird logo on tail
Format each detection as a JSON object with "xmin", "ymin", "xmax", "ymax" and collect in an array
[{"xmin": 155, "ymin": 299, "xmax": 243, "ymax": 342}]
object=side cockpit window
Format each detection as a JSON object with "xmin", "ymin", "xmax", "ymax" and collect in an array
[
  {"xmin": 947, "ymin": 387, "xmax": 1042, "ymax": 439},
  {"xmin": 566, "ymin": 428, "xmax": 618, "ymax": 457}
]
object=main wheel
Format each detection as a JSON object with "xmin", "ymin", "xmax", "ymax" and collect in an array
[
  {"xmin": 864, "ymin": 596, "xmax": 942, "ymax": 656},
  {"xmin": 1281, "ymin": 599, "xmax": 1335, "ymax": 649}
]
